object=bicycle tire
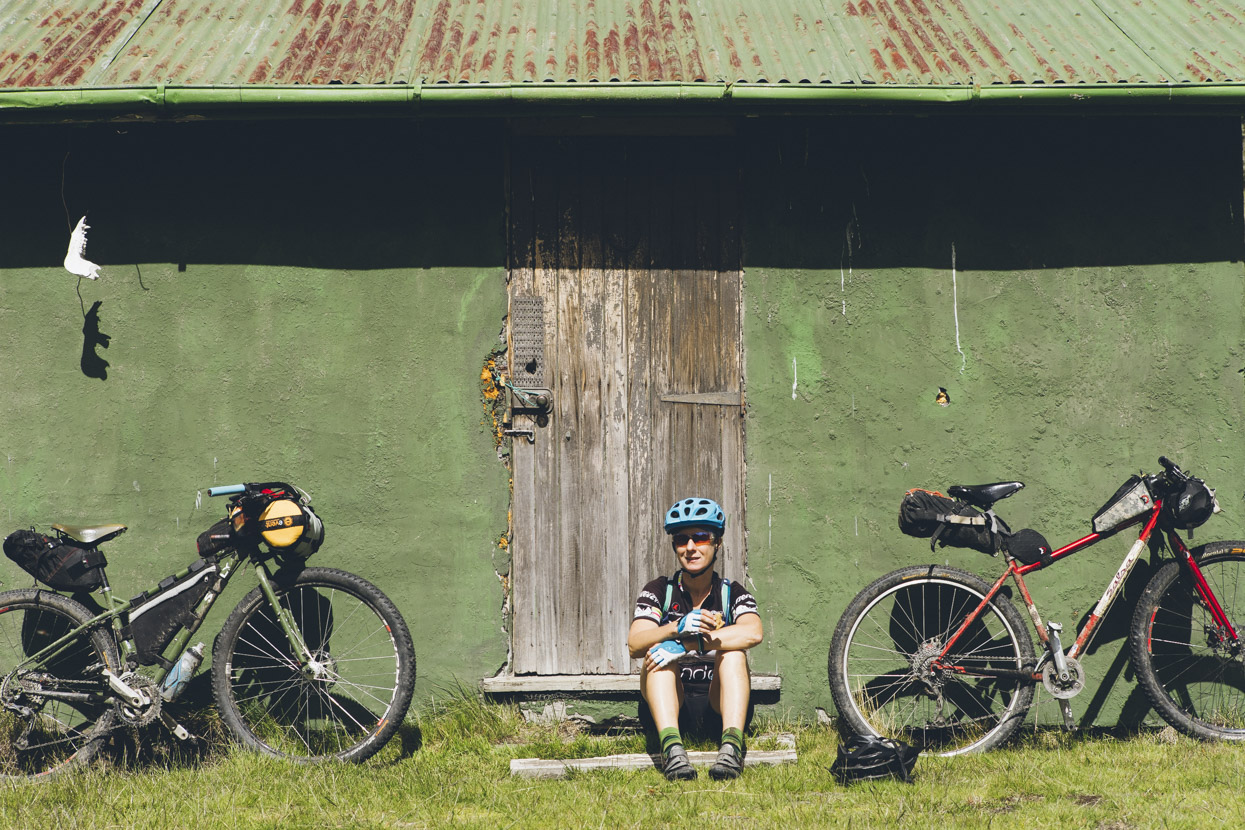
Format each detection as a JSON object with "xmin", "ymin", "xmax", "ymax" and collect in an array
[
  {"xmin": 1130, "ymin": 541, "xmax": 1245, "ymax": 741},
  {"xmin": 212, "ymin": 567, "xmax": 415, "ymax": 763},
  {"xmin": 829, "ymin": 564, "xmax": 1036, "ymax": 756},
  {"xmin": 0, "ymin": 589, "xmax": 121, "ymax": 780}
]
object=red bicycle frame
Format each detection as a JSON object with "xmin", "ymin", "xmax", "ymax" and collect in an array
[{"xmin": 934, "ymin": 496, "xmax": 1239, "ymax": 678}]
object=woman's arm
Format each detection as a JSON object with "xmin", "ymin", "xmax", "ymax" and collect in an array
[
  {"xmin": 699, "ymin": 612, "xmax": 763, "ymax": 652},
  {"xmin": 628, "ymin": 617, "xmax": 682, "ymax": 658}
]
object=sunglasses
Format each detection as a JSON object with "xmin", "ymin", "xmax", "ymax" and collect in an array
[{"xmin": 672, "ymin": 531, "xmax": 717, "ymax": 548}]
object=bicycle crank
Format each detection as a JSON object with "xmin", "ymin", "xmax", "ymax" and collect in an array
[{"xmin": 1041, "ymin": 656, "xmax": 1085, "ymax": 700}]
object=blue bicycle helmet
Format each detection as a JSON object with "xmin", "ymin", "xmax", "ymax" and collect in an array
[{"xmin": 664, "ymin": 497, "xmax": 726, "ymax": 535}]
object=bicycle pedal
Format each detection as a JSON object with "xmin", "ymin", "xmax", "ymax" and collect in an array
[{"xmin": 1058, "ymin": 700, "xmax": 1077, "ymax": 731}]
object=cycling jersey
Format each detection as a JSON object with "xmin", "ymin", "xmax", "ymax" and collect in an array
[{"xmin": 633, "ymin": 569, "xmax": 759, "ymax": 688}]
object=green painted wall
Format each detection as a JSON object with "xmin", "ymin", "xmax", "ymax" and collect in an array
[
  {"xmin": 741, "ymin": 116, "xmax": 1245, "ymax": 726},
  {"xmin": 1, "ymin": 115, "xmax": 1242, "ymax": 729},
  {"xmin": 0, "ymin": 121, "xmax": 511, "ymax": 702}
]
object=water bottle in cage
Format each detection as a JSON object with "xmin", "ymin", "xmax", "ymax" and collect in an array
[{"xmin": 160, "ymin": 642, "xmax": 206, "ymax": 701}]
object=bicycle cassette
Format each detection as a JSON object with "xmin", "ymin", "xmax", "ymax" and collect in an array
[{"xmin": 1041, "ymin": 657, "xmax": 1085, "ymax": 700}]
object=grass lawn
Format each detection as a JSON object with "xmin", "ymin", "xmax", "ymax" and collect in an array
[{"xmin": 1, "ymin": 694, "xmax": 1243, "ymax": 829}]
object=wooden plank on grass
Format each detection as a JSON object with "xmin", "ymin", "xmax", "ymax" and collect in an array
[{"xmin": 511, "ymin": 741, "xmax": 797, "ymax": 779}]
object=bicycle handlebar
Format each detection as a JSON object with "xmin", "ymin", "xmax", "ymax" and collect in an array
[{"xmin": 208, "ymin": 484, "xmax": 246, "ymax": 496}]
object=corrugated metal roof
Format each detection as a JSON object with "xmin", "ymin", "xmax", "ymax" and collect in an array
[{"xmin": 1, "ymin": 0, "xmax": 1244, "ymax": 89}]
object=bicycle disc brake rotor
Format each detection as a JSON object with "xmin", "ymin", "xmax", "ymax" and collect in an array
[{"xmin": 1041, "ymin": 657, "xmax": 1085, "ymax": 700}]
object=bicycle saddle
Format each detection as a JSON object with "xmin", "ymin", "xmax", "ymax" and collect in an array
[
  {"xmin": 947, "ymin": 482, "xmax": 1024, "ymax": 510},
  {"xmin": 52, "ymin": 523, "xmax": 127, "ymax": 545}
]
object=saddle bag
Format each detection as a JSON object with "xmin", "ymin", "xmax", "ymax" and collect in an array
[
  {"xmin": 1091, "ymin": 475, "xmax": 1154, "ymax": 535},
  {"xmin": 122, "ymin": 558, "xmax": 217, "ymax": 666},
  {"xmin": 3, "ymin": 529, "xmax": 107, "ymax": 591},
  {"xmin": 898, "ymin": 489, "xmax": 1002, "ymax": 555}
]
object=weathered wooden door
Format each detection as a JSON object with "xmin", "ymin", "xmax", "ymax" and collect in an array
[{"xmin": 508, "ymin": 136, "xmax": 744, "ymax": 675}]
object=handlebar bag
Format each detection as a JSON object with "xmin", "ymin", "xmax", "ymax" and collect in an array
[
  {"xmin": 256, "ymin": 498, "xmax": 324, "ymax": 558},
  {"xmin": 1091, "ymin": 476, "xmax": 1154, "ymax": 535},
  {"xmin": 898, "ymin": 489, "xmax": 1001, "ymax": 554},
  {"xmin": 3, "ymin": 529, "xmax": 107, "ymax": 591}
]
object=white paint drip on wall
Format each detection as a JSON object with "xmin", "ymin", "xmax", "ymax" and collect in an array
[
  {"xmin": 791, "ymin": 357, "xmax": 798, "ymax": 400},
  {"xmin": 768, "ymin": 473, "xmax": 773, "ymax": 549},
  {"xmin": 952, "ymin": 242, "xmax": 966, "ymax": 374}
]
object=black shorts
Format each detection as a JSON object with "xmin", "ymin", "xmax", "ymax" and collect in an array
[{"xmin": 638, "ymin": 682, "xmax": 721, "ymax": 739}]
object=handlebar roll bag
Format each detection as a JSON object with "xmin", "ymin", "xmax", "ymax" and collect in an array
[{"xmin": 258, "ymin": 499, "xmax": 324, "ymax": 558}]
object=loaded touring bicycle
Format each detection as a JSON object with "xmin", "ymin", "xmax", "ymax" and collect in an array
[
  {"xmin": 829, "ymin": 457, "xmax": 1245, "ymax": 755},
  {"xmin": 0, "ymin": 481, "xmax": 415, "ymax": 780}
]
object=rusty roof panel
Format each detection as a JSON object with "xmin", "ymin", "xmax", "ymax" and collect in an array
[
  {"xmin": 1100, "ymin": 1, "xmax": 1245, "ymax": 82},
  {"xmin": 0, "ymin": 0, "xmax": 150, "ymax": 87},
  {"xmin": 2, "ymin": 0, "xmax": 1245, "ymax": 89}
]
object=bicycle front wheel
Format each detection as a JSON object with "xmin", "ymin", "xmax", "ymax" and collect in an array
[
  {"xmin": 829, "ymin": 564, "xmax": 1036, "ymax": 756},
  {"xmin": 0, "ymin": 589, "xmax": 120, "ymax": 780},
  {"xmin": 1130, "ymin": 541, "xmax": 1245, "ymax": 741},
  {"xmin": 212, "ymin": 567, "xmax": 415, "ymax": 763}
]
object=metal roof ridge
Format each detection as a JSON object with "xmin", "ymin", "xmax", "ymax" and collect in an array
[{"xmin": 3, "ymin": 80, "xmax": 1245, "ymax": 124}]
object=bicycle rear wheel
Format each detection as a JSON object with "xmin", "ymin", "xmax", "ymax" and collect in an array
[
  {"xmin": 829, "ymin": 564, "xmax": 1036, "ymax": 756},
  {"xmin": 1130, "ymin": 541, "xmax": 1245, "ymax": 740},
  {"xmin": 212, "ymin": 567, "xmax": 415, "ymax": 763},
  {"xmin": 0, "ymin": 589, "xmax": 120, "ymax": 780}
]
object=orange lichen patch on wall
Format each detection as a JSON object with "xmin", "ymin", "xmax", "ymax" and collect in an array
[{"xmin": 480, "ymin": 354, "xmax": 507, "ymax": 450}]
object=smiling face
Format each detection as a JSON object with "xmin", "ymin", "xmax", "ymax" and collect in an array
[{"xmin": 670, "ymin": 525, "xmax": 721, "ymax": 576}]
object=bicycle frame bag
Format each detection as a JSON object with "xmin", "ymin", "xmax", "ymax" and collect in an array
[
  {"xmin": 3, "ymin": 529, "xmax": 107, "ymax": 591},
  {"xmin": 122, "ymin": 558, "xmax": 218, "ymax": 666},
  {"xmin": 1006, "ymin": 528, "xmax": 1053, "ymax": 567},
  {"xmin": 898, "ymin": 489, "xmax": 1001, "ymax": 554},
  {"xmin": 1091, "ymin": 475, "xmax": 1154, "ymax": 535}
]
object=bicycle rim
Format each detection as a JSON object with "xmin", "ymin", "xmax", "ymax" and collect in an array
[
  {"xmin": 1136, "ymin": 551, "xmax": 1245, "ymax": 739},
  {"xmin": 835, "ymin": 573, "xmax": 1034, "ymax": 755},
  {"xmin": 0, "ymin": 592, "xmax": 118, "ymax": 779},
  {"xmin": 217, "ymin": 571, "xmax": 412, "ymax": 761}
]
